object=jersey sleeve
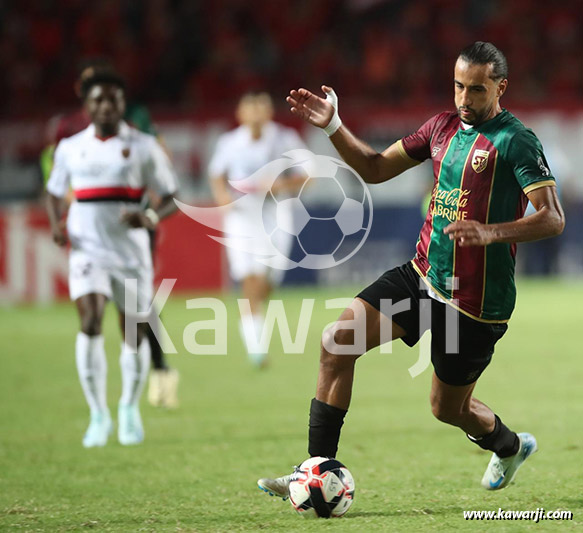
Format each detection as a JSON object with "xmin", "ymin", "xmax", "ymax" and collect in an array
[
  {"xmin": 46, "ymin": 141, "xmax": 70, "ymax": 197},
  {"xmin": 208, "ymin": 135, "xmax": 230, "ymax": 178},
  {"xmin": 507, "ymin": 129, "xmax": 556, "ymax": 194},
  {"xmin": 144, "ymin": 137, "xmax": 178, "ymax": 196},
  {"xmin": 398, "ymin": 114, "xmax": 440, "ymax": 163}
]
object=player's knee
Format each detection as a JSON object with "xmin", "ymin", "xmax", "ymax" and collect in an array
[
  {"xmin": 80, "ymin": 314, "xmax": 102, "ymax": 336},
  {"xmin": 321, "ymin": 325, "xmax": 356, "ymax": 352},
  {"xmin": 321, "ymin": 328, "xmax": 344, "ymax": 360},
  {"xmin": 319, "ymin": 330, "xmax": 357, "ymax": 373},
  {"xmin": 136, "ymin": 323, "xmax": 149, "ymax": 345}
]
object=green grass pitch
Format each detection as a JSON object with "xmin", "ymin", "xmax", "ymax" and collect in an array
[{"xmin": 1, "ymin": 279, "xmax": 582, "ymax": 532}]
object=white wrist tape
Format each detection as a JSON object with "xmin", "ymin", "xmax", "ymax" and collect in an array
[
  {"xmin": 144, "ymin": 208, "xmax": 160, "ymax": 227},
  {"xmin": 323, "ymin": 88, "xmax": 342, "ymax": 137}
]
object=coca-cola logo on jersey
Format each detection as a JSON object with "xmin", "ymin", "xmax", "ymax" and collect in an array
[{"xmin": 431, "ymin": 188, "xmax": 470, "ymax": 222}]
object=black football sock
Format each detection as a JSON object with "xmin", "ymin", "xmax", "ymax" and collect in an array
[
  {"xmin": 308, "ymin": 398, "xmax": 347, "ymax": 458},
  {"xmin": 467, "ymin": 414, "xmax": 520, "ymax": 458},
  {"xmin": 147, "ymin": 324, "xmax": 168, "ymax": 370}
]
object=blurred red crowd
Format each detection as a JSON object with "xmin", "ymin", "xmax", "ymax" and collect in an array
[{"xmin": 1, "ymin": 0, "xmax": 581, "ymax": 116}]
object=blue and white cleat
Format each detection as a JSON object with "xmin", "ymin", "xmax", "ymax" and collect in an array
[
  {"xmin": 118, "ymin": 404, "xmax": 144, "ymax": 446},
  {"xmin": 481, "ymin": 432, "xmax": 538, "ymax": 490},
  {"xmin": 82, "ymin": 411, "xmax": 112, "ymax": 448},
  {"xmin": 248, "ymin": 352, "xmax": 269, "ymax": 369},
  {"xmin": 257, "ymin": 473, "xmax": 291, "ymax": 500}
]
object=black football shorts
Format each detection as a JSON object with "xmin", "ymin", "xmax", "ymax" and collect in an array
[{"xmin": 356, "ymin": 262, "xmax": 508, "ymax": 386}]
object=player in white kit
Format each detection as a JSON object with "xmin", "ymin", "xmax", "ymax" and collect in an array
[
  {"xmin": 46, "ymin": 71, "xmax": 178, "ymax": 447},
  {"xmin": 208, "ymin": 92, "xmax": 306, "ymax": 366}
]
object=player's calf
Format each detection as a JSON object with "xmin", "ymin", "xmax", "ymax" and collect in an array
[{"xmin": 430, "ymin": 401, "xmax": 470, "ymax": 427}]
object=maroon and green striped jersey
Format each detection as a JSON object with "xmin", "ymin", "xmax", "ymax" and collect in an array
[{"xmin": 398, "ymin": 109, "xmax": 556, "ymax": 322}]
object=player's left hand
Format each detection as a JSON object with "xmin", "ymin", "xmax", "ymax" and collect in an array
[
  {"xmin": 120, "ymin": 211, "xmax": 155, "ymax": 230},
  {"xmin": 443, "ymin": 220, "xmax": 495, "ymax": 246}
]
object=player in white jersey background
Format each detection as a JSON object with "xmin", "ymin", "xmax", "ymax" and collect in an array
[
  {"xmin": 208, "ymin": 92, "xmax": 306, "ymax": 367},
  {"xmin": 41, "ymin": 59, "xmax": 180, "ymax": 411},
  {"xmin": 46, "ymin": 71, "xmax": 178, "ymax": 448}
]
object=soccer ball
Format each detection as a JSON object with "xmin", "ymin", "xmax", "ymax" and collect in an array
[
  {"xmin": 264, "ymin": 154, "xmax": 372, "ymax": 270},
  {"xmin": 288, "ymin": 457, "xmax": 355, "ymax": 518}
]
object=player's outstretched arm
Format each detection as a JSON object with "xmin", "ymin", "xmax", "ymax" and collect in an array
[{"xmin": 287, "ymin": 86, "xmax": 417, "ymax": 184}]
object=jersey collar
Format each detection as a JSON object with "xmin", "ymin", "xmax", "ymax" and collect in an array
[
  {"xmin": 458, "ymin": 109, "xmax": 508, "ymax": 135},
  {"xmin": 87, "ymin": 121, "xmax": 131, "ymax": 141},
  {"xmin": 241, "ymin": 121, "xmax": 276, "ymax": 141}
]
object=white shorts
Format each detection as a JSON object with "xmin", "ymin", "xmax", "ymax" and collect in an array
[
  {"xmin": 69, "ymin": 250, "xmax": 153, "ymax": 313},
  {"xmin": 224, "ymin": 209, "xmax": 293, "ymax": 285}
]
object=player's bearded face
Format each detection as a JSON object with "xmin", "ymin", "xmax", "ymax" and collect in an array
[
  {"xmin": 454, "ymin": 59, "xmax": 505, "ymax": 126},
  {"xmin": 86, "ymin": 84, "xmax": 126, "ymax": 134}
]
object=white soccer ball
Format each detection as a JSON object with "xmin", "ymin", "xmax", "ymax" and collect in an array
[{"xmin": 288, "ymin": 456, "xmax": 355, "ymax": 518}]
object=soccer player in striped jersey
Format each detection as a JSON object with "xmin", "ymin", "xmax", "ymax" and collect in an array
[
  {"xmin": 46, "ymin": 72, "xmax": 178, "ymax": 447},
  {"xmin": 259, "ymin": 42, "xmax": 565, "ymax": 497}
]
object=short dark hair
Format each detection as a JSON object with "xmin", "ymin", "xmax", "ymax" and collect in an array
[
  {"xmin": 459, "ymin": 41, "xmax": 508, "ymax": 80},
  {"xmin": 81, "ymin": 71, "xmax": 126, "ymax": 100},
  {"xmin": 77, "ymin": 57, "xmax": 114, "ymax": 79}
]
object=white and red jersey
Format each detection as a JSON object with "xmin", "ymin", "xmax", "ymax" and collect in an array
[
  {"xmin": 208, "ymin": 121, "xmax": 305, "ymax": 282},
  {"xmin": 47, "ymin": 122, "xmax": 177, "ymax": 269},
  {"xmin": 209, "ymin": 121, "xmax": 304, "ymax": 182},
  {"xmin": 209, "ymin": 121, "xmax": 305, "ymax": 205}
]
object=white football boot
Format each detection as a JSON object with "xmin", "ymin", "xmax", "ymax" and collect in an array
[
  {"xmin": 148, "ymin": 368, "xmax": 180, "ymax": 408},
  {"xmin": 248, "ymin": 352, "xmax": 269, "ymax": 369},
  {"xmin": 82, "ymin": 411, "xmax": 112, "ymax": 448},
  {"xmin": 257, "ymin": 473, "xmax": 293, "ymax": 500},
  {"xmin": 118, "ymin": 404, "xmax": 144, "ymax": 445},
  {"xmin": 148, "ymin": 370, "xmax": 163, "ymax": 407},
  {"xmin": 161, "ymin": 368, "xmax": 180, "ymax": 408},
  {"xmin": 481, "ymin": 432, "xmax": 538, "ymax": 490}
]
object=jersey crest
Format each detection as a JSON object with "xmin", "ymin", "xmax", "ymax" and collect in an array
[
  {"xmin": 537, "ymin": 156, "xmax": 550, "ymax": 177},
  {"xmin": 471, "ymin": 149, "xmax": 489, "ymax": 173}
]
